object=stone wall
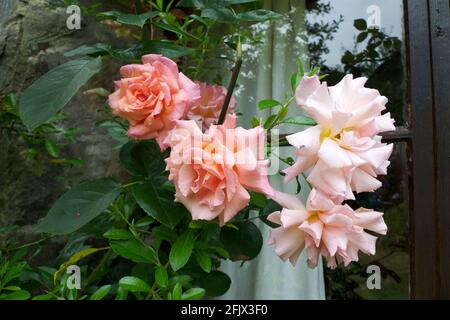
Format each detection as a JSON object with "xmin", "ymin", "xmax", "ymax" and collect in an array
[{"xmin": 0, "ymin": 0, "xmax": 123, "ymax": 233}]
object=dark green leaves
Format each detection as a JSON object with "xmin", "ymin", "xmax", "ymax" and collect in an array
[
  {"xmin": 132, "ymin": 181, "xmax": 186, "ymax": 229},
  {"xmin": 122, "ymin": 140, "xmax": 187, "ymax": 228},
  {"xmin": 97, "ymin": 11, "xmax": 159, "ymax": 28},
  {"xmin": 357, "ymin": 32, "xmax": 368, "ymax": 43},
  {"xmin": 197, "ymin": 271, "xmax": 231, "ymax": 297},
  {"xmin": 120, "ymin": 140, "xmax": 166, "ymax": 177},
  {"xmin": 169, "ymin": 230, "xmax": 195, "ymax": 271},
  {"xmin": 19, "ymin": 57, "xmax": 102, "ymax": 131},
  {"xmin": 142, "ymin": 41, "xmax": 195, "ymax": 59},
  {"xmin": 36, "ymin": 178, "xmax": 121, "ymax": 235},
  {"xmin": 66, "ymin": 41, "xmax": 194, "ymax": 62},
  {"xmin": 110, "ymin": 238, "xmax": 157, "ymax": 264},
  {"xmin": 64, "ymin": 43, "xmax": 111, "ymax": 58},
  {"xmin": 354, "ymin": 19, "xmax": 367, "ymax": 31},
  {"xmin": 220, "ymin": 221, "xmax": 262, "ymax": 261}
]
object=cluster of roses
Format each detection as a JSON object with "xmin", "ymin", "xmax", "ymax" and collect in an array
[{"xmin": 109, "ymin": 54, "xmax": 395, "ymax": 269}]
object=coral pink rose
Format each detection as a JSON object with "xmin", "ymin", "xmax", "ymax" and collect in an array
[
  {"xmin": 108, "ymin": 54, "xmax": 200, "ymax": 150},
  {"xmin": 165, "ymin": 116, "xmax": 274, "ymax": 225},
  {"xmin": 283, "ymin": 75, "xmax": 394, "ymax": 200},
  {"xmin": 186, "ymin": 82, "xmax": 237, "ymax": 131},
  {"xmin": 268, "ymin": 189, "xmax": 387, "ymax": 268}
]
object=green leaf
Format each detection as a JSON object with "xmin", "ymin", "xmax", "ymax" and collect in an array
[
  {"xmin": 19, "ymin": 57, "xmax": 102, "ymax": 131},
  {"xmin": 249, "ymin": 191, "xmax": 268, "ymax": 208},
  {"xmin": 354, "ymin": 19, "xmax": 367, "ymax": 31},
  {"xmin": 197, "ymin": 271, "xmax": 231, "ymax": 297},
  {"xmin": 89, "ymin": 285, "xmax": 112, "ymax": 300},
  {"xmin": 220, "ymin": 221, "xmax": 262, "ymax": 261},
  {"xmin": 115, "ymin": 287, "xmax": 128, "ymax": 300},
  {"xmin": 201, "ymin": 7, "xmax": 237, "ymax": 23},
  {"xmin": 182, "ymin": 288, "xmax": 205, "ymax": 300},
  {"xmin": 132, "ymin": 181, "xmax": 186, "ymax": 229},
  {"xmin": 151, "ymin": 22, "xmax": 194, "ymax": 39},
  {"xmin": 110, "ymin": 238, "xmax": 157, "ymax": 264},
  {"xmin": 263, "ymin": 114, "xmax": 277, "ymax": 129},
  {"xmin": 97, "ymin": 11, "xmax": 159, "ymax": 28},
  {"xmin": 134, "ymin": 216, "xmax": 154, "ymax": 228},
  {"xmin": 36, "ymin": 178, "xmax": 121, "ymax": 235},
  {"xmin": 169, "ymin": 230, "xmax": 195, "ymax": 271},
  {"xmin": 103, "ymin": 228, "xmax": 133, "ymax": 240},
  {"xmin": 0, "ymin": 290, "xmax": 30, "ymax": 300},
  {"xmin": 119, "ymin": 276, "xmax": 150, "ymax": 292},
  {"xmin": 280, "ymin": 116, "xmax": 316, "ymax": 126},
  {"xmin": 120, "ymin": 140, "xmax": 166, "ymax": 177},
  {"xmin": 257, "ymin": 99, "xmax": 281, "ymax": 110},
  {"xmin": 45, "ymin": 139, "xmax": 60, "ymax": 158},
  {"xmin": 237, "ymin": 9, "xmax": 282, "ymax": 22},
  {"xmin": 195, "ymin": 251, "xmax": 212, "ymax": 273},
  {"xmin": 307, "ymin": 66, "xmax": 321, "ymax": 77},
  {"xmin": 155, "ymin": 266, "xmax": 168, "ymax": 288},
  {"xmin": 250, "ymin": 116, "xmax": 260, "ymax": 128},
  {"xmin": 152, "ymin": 225, "xmax": 178, "ymax": 243},
  {"xmin": 259, "ymin": 199, "xmax": 282, "ymax": 228},
  {"xmin": 357, "ymin": 32, "xmax": 368, "ymax": 43},
  {"xmin": 64, "ymin": 43, "xmax": 111, "ymax": 58},
  {"xmin": 172, "ymin": 283, "xmax": 183, "ymax": 300},
  {"xmin": 142, "ymin": 40, "xmax": 195, "ymax": 59},
  {"xmin": 291, "ymin": 72, "xmax": 300, "ymax": 93}
]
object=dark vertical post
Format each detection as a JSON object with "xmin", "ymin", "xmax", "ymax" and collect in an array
[
  {"xmin": 406, "ymin": 0, "xmax": 439, "ymax": 299},
  {"xmin": 429, "ymin": 0, "xmax": 450, "ymax": 299}
]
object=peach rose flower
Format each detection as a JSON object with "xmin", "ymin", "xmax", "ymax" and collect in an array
[
  {"xmin": 268, "ymin": 189, "xmax": 387, "ymax": 268},
  {"xmin": 108, "ymin": 54, "xmax": 200, "ymax": 150},
  {"xmin": 165, "ymin": 115, "xmax": 274, "ymax": 225},
  {"xmin": 186, "ymin": 82, "xmax": 237, "ymax": 131},
  {"xmin": 284, "ymin": 75, "xmax": 395, "ymax": 201}
]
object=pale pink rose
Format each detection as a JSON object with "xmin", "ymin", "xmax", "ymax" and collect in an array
[
  {"xmin": 284, "ymin": 75, "xmax": 394, "ymax": 200},
  {"xmin": 108, "ymin": 54, "xmax": 200, "ymax": 150},
  {"xmin": 165, "ymin": 116, "xmax": 274, "ymax": 225},
  {"xmin": 268, "ymin": 189, "xmax": 387, "ymax": 268},
  {"xmin": 186, "ymin": 82, "xmax": 237, "ymax": 131}
]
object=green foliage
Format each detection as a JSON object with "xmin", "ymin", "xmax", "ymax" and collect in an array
[
  {"xmin": 97, "ymin": 11, "xmax": 159, "ymax": 28},
  {"xmin": 0, "ymin": 93, "xmax": 83, "ymax": 176},
  {"xmin": 0, "ymin": 249, "xmax": 31, "ymax": 300},
  {"xmin": 4, "ymin": 0, "xmax": 299, "ymax": 302},
  {"xmin": 36, "ymin": 178, "xmax": 121, "ymax": 235},
  {"xmin": 220, "ymin": 221, "xmax": 262, "ymax": 261},
  {"xmin": 19, "ymin": 57, "xmax": 102, "ymax": 131},
  {"xmin": 169, "ymin": 230, "xmax": 195, "ymax": 271}
]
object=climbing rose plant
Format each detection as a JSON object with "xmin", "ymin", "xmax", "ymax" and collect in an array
[{"xmin": 14, "ymin": 0, "xmax": 395, "ymax": 300}]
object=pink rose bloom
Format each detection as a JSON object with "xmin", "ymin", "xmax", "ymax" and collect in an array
[
  {"xmin": 165, "ymin": 116, "xmax": 274, "ymax": 225},
  {"xmin": 283, "ymin": 74, "xmax": 395, "ymax": 200},
  {"xmin": 108, "ymin": 54, "xmax": 200, "ymax": 150},
  {"xmin": 186, "ymin": 82, "xmax": 237, "ymax": 131},
  {"xmin": 268, "ymin": 189, "xmax": 387, "ymax": 268}
]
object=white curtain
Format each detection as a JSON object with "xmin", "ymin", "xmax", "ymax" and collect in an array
[{"xmin": 219, "ymin": 0, "xmax": 325, "ymax": 300}]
